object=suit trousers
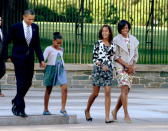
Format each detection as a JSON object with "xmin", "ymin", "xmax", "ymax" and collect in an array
[
  {"xmin": 0, "ymin": 59, "xmax": 6, "ymax": 94},
  {"xmin": 12, "ymin": 57, "xmax": 34, "ymax": 112},
  {"xmin": 0, "ymin": 59, "xmax": 5, "ymax": 79}
]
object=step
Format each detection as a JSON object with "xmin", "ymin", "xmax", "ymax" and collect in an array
[
  {"xmin": 0, "ymin": 114, "xmax": 77, "ymax": 126},
  {"xmin": 72, "ymin": 75, "xmax": 90, "ymax": 80},
  {"xmin": 71, "ymin": 80, "xmax": 92, "ymax": 85},
  {"xmin": 70, "ymin": 84, "xmax": 92, "ymax": 88}
]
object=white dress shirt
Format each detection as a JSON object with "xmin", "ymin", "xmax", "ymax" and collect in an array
[{"xmin": 0, "ymin": 28, "xmax": 3, "ymax": 41}]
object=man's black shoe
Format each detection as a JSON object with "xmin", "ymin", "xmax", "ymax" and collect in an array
[
  {"xmin": 16, "ymin": 111, "xmax": 28, "ymax": 118},
  {"xmin": 11, "ymin": 105, "xmax": 17, "ymax": 116}
]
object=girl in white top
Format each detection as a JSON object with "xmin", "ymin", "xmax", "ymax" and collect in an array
[
  {"xmin": 112, "ymin": 20, "xmax": 139, "ymax": 122},
  {"xmin": 43, "ymin": 32, "xmax": 68, "ymax": 117}
]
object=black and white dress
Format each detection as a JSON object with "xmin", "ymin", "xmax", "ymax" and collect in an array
[{"xmin": 92, "ymin": 40, "xmax": 115, "ymax": 87}]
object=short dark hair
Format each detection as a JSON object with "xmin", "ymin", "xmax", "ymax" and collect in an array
[
  {"xmin": 24, "ymin": 9, "xmax": 35, "ymax": 16},
  {"xmin": 98, "ymin": 25, "xmax": 113, "ymax": 43},
  {"xmin": 53, "ymin": 32, "xmax": 62, "ymax": 40},
  {"xmin": 118, "ymin": 20, "xmax": 131, "ymax": 34}
]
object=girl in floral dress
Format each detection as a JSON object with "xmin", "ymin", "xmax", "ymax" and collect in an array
[{"xmin": 85, "ymin": 25, "xmax": 116, "ymax": 123}]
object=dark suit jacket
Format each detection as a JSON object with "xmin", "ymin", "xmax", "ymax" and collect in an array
[
  {"xmin": 0, "ymin": 28, "xmax": 6, "ymax": 79},
  {"xmin": 0, "ymin": 28, "xmax": 4, "ymax": 58},
  {"xmin": 4, "ymin": 22, "xmax": 44, "ymax": 64}
]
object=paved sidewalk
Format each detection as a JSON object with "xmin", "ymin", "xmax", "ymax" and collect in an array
[{"xmin": 0, "ymin": 87, "xmax": 168, "ymax": 130}]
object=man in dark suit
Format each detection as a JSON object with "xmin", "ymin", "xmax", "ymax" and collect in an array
[
  {"xmin": 0, "ymin": 16, "xmax": 5, "ymax": 97},
  {"xmin": 5, "ymin": 9, "xmax": 45, "ymax": 117}
]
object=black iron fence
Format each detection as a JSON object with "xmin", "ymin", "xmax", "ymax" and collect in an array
[{"xmin": 5, "ymin": 0, "xmax": 168, "ymax": 64}]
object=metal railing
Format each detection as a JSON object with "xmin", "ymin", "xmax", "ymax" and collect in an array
[{"xmin": 6, "ymin": 0, "xmax": 168, "ymax": 64}]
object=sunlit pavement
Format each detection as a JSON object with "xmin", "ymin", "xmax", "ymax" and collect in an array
[{"xmin": 0, "ymin": 87, "xmax": 168, "ymax": 131}]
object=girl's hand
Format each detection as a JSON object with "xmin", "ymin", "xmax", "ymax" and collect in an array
[
  {"xmin": 102, "ymin": 65, "xmax": 109, "ymax": 71},
  {"xmin": 95, "ymin": 61, "xmax": 101, "ymax": 66}
]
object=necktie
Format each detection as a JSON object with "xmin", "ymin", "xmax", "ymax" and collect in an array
[{"xmin": 26, "ymin": 26, "xmax": 31, "ymax": 45}]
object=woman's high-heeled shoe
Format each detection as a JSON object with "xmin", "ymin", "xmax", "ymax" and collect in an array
[
  {"xmin": 105, "ymin": 120, "xmax": 114, "ymax": 123},
  {"xmin": 85, "ymin": 110, "xmax": 93, "ymax": 121}
]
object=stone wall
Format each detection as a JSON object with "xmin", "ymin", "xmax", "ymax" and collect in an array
[{"xmin": 1, "ymin": 63, "xmax": 168, "ymax": 88}]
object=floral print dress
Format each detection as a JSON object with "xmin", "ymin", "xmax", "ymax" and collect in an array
[
  {"xmin": 113, "ymin": 34, "xmax": 139, "ymax": 88},
  {"xmin": 92, "ymin": 40, "xmax": 115, "ymax": 87}
]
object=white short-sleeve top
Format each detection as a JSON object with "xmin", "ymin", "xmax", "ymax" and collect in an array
[{"xmin": 43, "ymin": 46, "xmax": 64, "ymax": 66}]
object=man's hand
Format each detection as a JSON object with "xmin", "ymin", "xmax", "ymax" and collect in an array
[
  {"xmin": 40, "ymin": 61, "xmax": 45, "ymax": 68},
  {"xmin": 7, "ymin": 58, "xmax": 12, "ymax": 62}
]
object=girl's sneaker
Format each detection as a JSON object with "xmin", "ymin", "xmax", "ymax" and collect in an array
[
  {"xmin": 60, "ymin": 110, "xmax": 68, "ymax": 117},
  {"xmin": 43, "ymin": 111, "xmax": 51, "ymax": 115}
]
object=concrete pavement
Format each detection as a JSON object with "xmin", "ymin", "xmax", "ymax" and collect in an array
[{"xmin": 0, "ymin": 87, "xmax": 168, "ymax": 130}]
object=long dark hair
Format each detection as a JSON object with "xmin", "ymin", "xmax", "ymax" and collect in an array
[{"xmin": 98, "ymin": 25, "xmax": 113, "ymax": 43}]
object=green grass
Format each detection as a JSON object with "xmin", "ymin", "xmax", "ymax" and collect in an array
[{"xmin": 36, "ymin": 22, "xmax": 168, "ymax": 64}]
